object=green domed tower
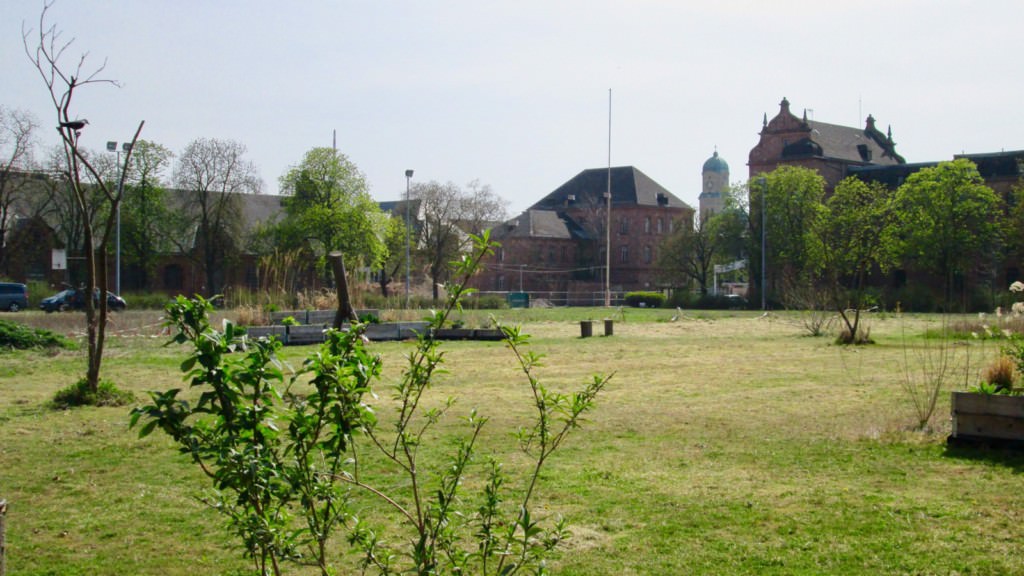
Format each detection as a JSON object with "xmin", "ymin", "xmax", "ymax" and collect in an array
[{"xmin": 699, "ymin": 149, "xmax": 729, "ymax": 218}]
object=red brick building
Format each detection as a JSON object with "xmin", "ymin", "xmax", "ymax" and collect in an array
[
  {"xmin": 748, "ymin": 97, "xmax": 905, "ymax": 190},
  {"xmin": 473, "ymin": 166, "xmax": 693, "ymax": 304}
]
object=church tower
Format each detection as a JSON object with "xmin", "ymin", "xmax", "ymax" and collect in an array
[{"xmin": 698, "ymin": 149, "xmax": 729, "ymax": 220}]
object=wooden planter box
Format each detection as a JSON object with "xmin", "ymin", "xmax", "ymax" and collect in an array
[{"xmin": 949, "ymin": 391, "xmax": 1024, "ymax": 446}]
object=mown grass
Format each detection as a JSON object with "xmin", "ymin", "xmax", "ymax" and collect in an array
[{"xmin": 1, "ymin": 309, "xmax": 1022, "ymax": 575}]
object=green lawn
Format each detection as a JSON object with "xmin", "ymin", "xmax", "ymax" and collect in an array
[{"xmin": 1, "ymin": 309, "xmax": 1022, "ymax": 575}]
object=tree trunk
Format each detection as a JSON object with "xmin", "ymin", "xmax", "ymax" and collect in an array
[{"xmin": 328, "ymin": 251, "xmax": 357, "ymax": 329}]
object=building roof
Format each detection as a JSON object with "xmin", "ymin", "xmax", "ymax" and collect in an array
[
  {"xmin": 800, "ymin": 117, "xmax": 904, "ymax": 165},
  {"xmin": 492, "ymin": 209, "xmax": 592, "ymax": 241},
  {"xmin": 530, "ymin": 165, "xmax": 692, "ymax": 211},
  {"xmin": 755, "ymin": 98, "xmax": 905, "ymax": 168},
  {"xmin": 702, "ymin": 151, "xmax": 729, "ymax": 174}
]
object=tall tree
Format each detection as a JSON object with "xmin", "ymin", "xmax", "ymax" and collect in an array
[
  {"xmin": 374, "ymin": 213, "xmax": 409, "ymax": 297},
  {"xmin": 277, "ymin": 147, "xmax": 385, "ymax": 273},
  {"xmin": 23, "ymin": 2, "xmax": 144, "ymax": 396},
  {"xmin": 656, "ymin": 213, "xmax": 718, "ymax": 295},
  {"xmin": 815, "ymin": 177, "xmax": 896, "ymax": 343},
  {"xmin": 749, "ymin": 166, "xmax": 826, "ymax": 305},
  {"xmin": 0, "ymin": 106, "xmax": 38, "ymax": 275},
  {"xmin": 173, "ymin": 138, "xmax": 260, "ymax": 296},
  {"xmin": 890, "ymin": 158, "xmax": 1003, "ymax": 309},
  {"xmin": 413, "ymin": 180, "xmax": 507, "ymax": 301},
  {"xmin": 121, "ymin": 140, "xmax": 175, "ymax": 290}
]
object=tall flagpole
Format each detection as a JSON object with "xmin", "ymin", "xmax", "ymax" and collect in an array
[{"xmin": 605, "ymin": 88, "xmax": 612, "ymax": 307}]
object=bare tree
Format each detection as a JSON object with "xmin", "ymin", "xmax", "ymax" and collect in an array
[
  {"xmin": 0, "ymin": 106, "xmax": 39, "ymax": 275},
  {"xmin": 23, "ymin": 1, "xmax": 144, "ymax": 396},
  {"xmin": 414, "ymin": 180, "xmax": 507, "ymax": 301},
  {"xmin": 173, "ymin": 138, "xmax": 260, "ymax": 296}
]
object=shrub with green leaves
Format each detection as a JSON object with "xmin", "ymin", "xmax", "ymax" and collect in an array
[
  {"xmin": 0, "ymin": 319, "xmax": 76, "ymax": 351},
  {"xmin": 53, "ymin": 377, "xmax": 134, "ymax": 408},
  {"xmin": 624, "ymin": 291, "xmax": 666, "ymax": 308},
  {"xmin": 131, "ymin": 232, "xmax": 609, "ymax": 576}
]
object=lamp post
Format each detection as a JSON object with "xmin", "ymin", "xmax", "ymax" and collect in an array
[
  {"xmin": 106, "ymin": 140, "xmax": 131, "ymax": 296},
  {"xmin": 405, "ymin": 169, "xmax": 414, "ymax": 309},
  {"xmin": 604, "ymin": 88, "xmax": 612, "ymax": 307},
  {"xmin": 759, "ymin": 176, "xmax": 767, "ymax": 311}
]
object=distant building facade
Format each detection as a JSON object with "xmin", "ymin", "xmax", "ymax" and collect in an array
[{"xmin": 472, "ymin": 166, "xmax": 693, "ymax": 303}]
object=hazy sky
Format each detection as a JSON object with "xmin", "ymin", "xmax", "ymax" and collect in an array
[{"xmin": 4, "ymin": 1, "xmax": 1023, "ymax": 215}]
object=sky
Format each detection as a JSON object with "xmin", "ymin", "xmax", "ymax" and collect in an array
[{"xmin": 4, "ymin": 0, "xmax": 1024, "ymax": 216}]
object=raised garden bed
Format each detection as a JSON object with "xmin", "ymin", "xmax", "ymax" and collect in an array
[{"xmin": 949, "ymin": 391, "xmax": 1024, "ymax": 448}]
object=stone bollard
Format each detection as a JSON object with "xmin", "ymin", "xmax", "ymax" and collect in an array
[
  {"xmin": 580, "ymin": 320, "xmax": 593, "ymax": 338},
  {"xmin": 604, "ymin": 319, "xmax": 614, "ymax": 336}
]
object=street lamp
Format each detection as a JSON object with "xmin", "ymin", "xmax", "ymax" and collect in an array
[
  {"xmin": 405, "ymin": 169, "xmax": 414, "ymax": 309},
  {"xmin": 758, "ymin": 176, "xmax": 767, "ymax": 311},
  {"xmin": 106, "ymin": 140, "xmax": 131, "ymax": 296}
]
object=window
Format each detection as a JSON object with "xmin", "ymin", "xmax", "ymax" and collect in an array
[
  {"xmin": 668, "ymin": 218, "xmax": 674, "ymax": 233},
  {"xmin": 497, "ymin": 275, "xmax": 505, "ymax": 290},
  {"xmin": 619, "ymin": 245, "xmax": 629, "ymax": 263},
  {"xmin": 643, "ymin": 245, "xmax": 652, "ymax": 264},
  {"xmin": 548, "ymin": 247, "xmax": 556, "ymax": 263},
  {"xmin": 656, "ymin": 218, "xmax": 664, "ymax": 234},
  {"xmin": 164, "ymin": 264, "xmax": 184, "ymax": 290},
  {"xmin": 561, "ymin": 246, "xmax": 568, "ymax": 262},
  {"xmin": 496, "ymin": 247, "xmax": 504, "ymax": 262},
  {"xmin": 644, "ymin": 217, "xmax": 651, "ymax": 234},
  {"xmin": 619, "ymin": 217, "xmax": 629, "ymax": 235}
]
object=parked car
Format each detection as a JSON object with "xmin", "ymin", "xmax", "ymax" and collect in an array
[
  {"xmin": 0, "ymin": 282, "xmax": 29, "ymax": 312},
  {"xmin": 40, "ymin": 288, "xmax": 127, "ymax": 313}
]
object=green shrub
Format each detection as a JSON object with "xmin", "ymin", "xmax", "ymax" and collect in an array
[
  {"xmin": 461, "ymin": 293, "xmax": 508, "ymax": 310},
  {"xmin": 280, "ymin": 315, "xmax": 299, "ymax": 326},
  {"xmin": 122, "ymin": 291, "xmax": 175, "ymax": 310},
  {"xmin": 0, "ymin": 319, "xmax": 76, "ymax": 351},
  {"xmin": 52, "ymin": 378, "xmax": 134, "ymax": 409},
  {"xmin": 624, "ymin": 291, "xmax": 666, "ymax": 308},
  {"xmin": 357, "ymin": 312, "xmax": 380, "ymax": 324}
]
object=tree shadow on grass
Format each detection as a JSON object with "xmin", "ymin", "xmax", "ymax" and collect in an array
[{"xmin": 943, "ymin": 438, "xmax": 1024, "ymax": 474}]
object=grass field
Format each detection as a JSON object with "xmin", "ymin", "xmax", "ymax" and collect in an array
[{"xmin": 2, "ymin": 308, "xmax": 1023, "ymax": 575}]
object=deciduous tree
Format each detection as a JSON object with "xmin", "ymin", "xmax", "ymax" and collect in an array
[
  {"xmin": 121, "ymin": 140, "xmax": 176, "ymax": 290},
  {"xmin": 890, "ymin": 158, "xmax": 1003, "ymax": 309},
  {"xmin": 815, "ymin": 177, "xmax": 896, "ymax": 343},
  {"xmin": 413, "ymin": 179, "xmax": 508, "ymax": 301},
  {"xmin": 23, "ymin": 1, "xmax": 143, "ymax": 396},
  {"xmin": 276, "ymin": 147, "xmax": 385, "ymax": 275},
  {"xmin": 173, "ymin": 137, "xmax": 260, "ymax": 296},
  {"xmin": 0, "ymin": 106, "xmax": 38, "ymax": 275}
]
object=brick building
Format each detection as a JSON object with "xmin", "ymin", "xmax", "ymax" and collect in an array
[
  {"xmin": 748, "ymin": 97, "xmax": 905, "ymax": 190},
  {"xmin": 473, "ymin": 166, "xmax": 693, "ymax": 304}
]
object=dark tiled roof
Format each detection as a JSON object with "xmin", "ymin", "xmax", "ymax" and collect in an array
[
  {"xmin": 530, "ymin": 166, "xmax": 692, "ymax": 211},
  {"xmin": 492, "ymin": 210, "xmax": 591, "ymax": 241},
  {"xmin": 798, "ymin": 119, "xmax": 904, "ymax": 165}
]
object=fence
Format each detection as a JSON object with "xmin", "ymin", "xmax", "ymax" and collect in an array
[{"xmin": 475, "ymin": 291, "xmax": 627, "ymax": 308}]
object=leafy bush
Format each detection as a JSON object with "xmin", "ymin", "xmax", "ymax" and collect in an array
[
  {"xmin": 279, "ymin": 315, "xmax": 299, "ymax": 326},
  {"xmin": 0, "ymin": 319, "xmax": 76, "ymax": 351},
  {"xmin": 131, "ymin": 233, "xmax": 608, "ymax": 575},
  {"xmin": 624, "ymin": 291, "xmax": 666, "ymax": 308},
  {"xmin": 461, "ymin": 293, "xmax": 508, "ymax": 310},
  {"xmin": 357, "ymin": 312, "xmax": 380, "ymax": 324},
  {"xmin": 122, "ymin": 291, "xmax": 174, "ymax": 310},
  {"xmin": 52, "ymin": 377, "xmax": 134, "ymax": 409}
]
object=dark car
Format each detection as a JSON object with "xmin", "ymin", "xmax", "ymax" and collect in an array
[
  {"xmin": 0, "ymin": 280, "xmax": 29, "ymax": 311},
  {"xmin": 40, "ymin": 288, "xmax": 126, "ymax": 313},
  {"xmin": 0, "ymin": 282, "xmax": 29, "ymax": 312}
]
